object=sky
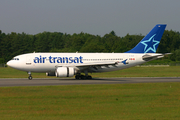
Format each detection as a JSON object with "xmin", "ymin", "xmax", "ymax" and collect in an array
[{"xmin": 1, "ymin": 0, "xmax": 180, "ymax": 37}]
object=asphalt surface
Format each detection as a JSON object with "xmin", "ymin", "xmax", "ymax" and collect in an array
[{"xmin": 0, "ymin": 77, "xmax": 180, "ymax": 87}]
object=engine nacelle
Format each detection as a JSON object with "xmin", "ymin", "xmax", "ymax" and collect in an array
[
  {"xmin": 46, "ymin": 72, "xmax": 56, "ymax": 76},
  {"xmin": 55, "ymin": 67, "xmax": 76, "ymax": 77}
]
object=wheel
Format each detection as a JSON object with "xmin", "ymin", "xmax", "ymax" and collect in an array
[
  {"xmin": 28, "ymin": 76, "xmax": 32, "ymax": 80},
  {"xmin": 87, "ymin": 75, "xmax": 92, "ymax": 79},
  {"xmin": 75, "ymin": 75, "xmax": 80, "ymax": 79},
  {"xmin": 80, "ymin": 75, "xmax": 85, "ymax": 79}
]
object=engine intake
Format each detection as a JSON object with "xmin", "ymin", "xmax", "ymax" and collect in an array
[{"xmin": 55, "ymin": 67, "xmax": 76, "ymax": 77}]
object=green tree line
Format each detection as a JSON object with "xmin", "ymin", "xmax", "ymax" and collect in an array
[{"xmin": 0, "ymin": 30, "xmax": 180, "ymax": 64}]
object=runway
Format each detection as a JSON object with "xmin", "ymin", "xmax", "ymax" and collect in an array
[{"xmin": 0, "ymin": 77, "xmax": 180, "ymax": 87}]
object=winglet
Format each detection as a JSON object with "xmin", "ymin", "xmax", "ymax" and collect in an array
[{"xmin": 125, "ymin": 24, "xmax": 166, "ymax": 53}]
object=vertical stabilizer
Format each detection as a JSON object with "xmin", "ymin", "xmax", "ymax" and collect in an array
[{"xmin": 125, "ymin": 24, "xmax": 166, "ymax": 53}]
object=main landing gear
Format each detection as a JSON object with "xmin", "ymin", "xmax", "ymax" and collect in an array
[
  {"xmin": 75, "ymin": 73, "xmax": 92, "ymax": 79},
  {"xmin": 28, "ymin": 71, "xmax": 32, "ymax": 80}
]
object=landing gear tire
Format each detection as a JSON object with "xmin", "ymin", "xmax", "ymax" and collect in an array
[
  {"xmin": 28, "ymin": 76, "xmax": 32, "ymax": 80},
  {"xmin": 75, "ymin": 75, "xmax": 80, "ymax": 79},
  {"xmin": 75, "ymin": 74, "xmax": 92, "ymax": 79},
  {"xmin": 87, "ymin": 75, "xmax": 92, "ymax": 79},
  {"xmin": 80, "ymin": 75, "xmax": 85, "ymax": 79}
]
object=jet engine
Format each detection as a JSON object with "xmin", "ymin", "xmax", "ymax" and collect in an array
[
  {"xmin": 46, "ymin": 72, "xmax": 56, "ymax": 76},
  {"xmin": 55, "ymin": 67, "xmax": 76, "ymax": 77}
]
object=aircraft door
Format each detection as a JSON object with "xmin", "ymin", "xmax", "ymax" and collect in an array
[{"xmin": 26, "ymin": 56, "xmax": 31, "ymax": 65}]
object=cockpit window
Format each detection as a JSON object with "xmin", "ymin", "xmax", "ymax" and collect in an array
[{"xmin": 12, "ymin": 58, "xmax": 19, "ymax": 60}]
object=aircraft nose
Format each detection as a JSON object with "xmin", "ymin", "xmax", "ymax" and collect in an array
[{"xmin": 7, "ymin": 61, "xmax": 12, "ymax": 67}]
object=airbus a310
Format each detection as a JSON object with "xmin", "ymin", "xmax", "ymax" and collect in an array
[{"xmin": 7, "ymin": 24, "xmax": 167, "ymax": 80}]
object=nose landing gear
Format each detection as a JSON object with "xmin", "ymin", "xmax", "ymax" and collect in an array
[{"xmin": 28, "ymin": 72, "xmax": 32, "ymax": 80}]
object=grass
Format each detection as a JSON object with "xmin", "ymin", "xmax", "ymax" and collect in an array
[
  {"xmin": 0, "ymin": 83, "xmax": 180, "ymax": 119},
  {"xmin": 1, "ymin": 66, "xmax": 180, "ymax": 78},
  {"xmin": 1, "ymin": 67, "xmax": 180, "ymax": 119}
]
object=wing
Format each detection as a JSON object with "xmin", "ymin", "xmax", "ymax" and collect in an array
[{"xmin": 56, "ymin": 60, "xmax": 127, "ymax": 72}]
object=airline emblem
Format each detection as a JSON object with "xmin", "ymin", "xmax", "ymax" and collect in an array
[
  {"xmin": 34, "ymin": 56, "xmax": 83, "ymax": 63},
  {"xmin": 140, "ymin": 34, "xmax": 159, "ymax": 53}
]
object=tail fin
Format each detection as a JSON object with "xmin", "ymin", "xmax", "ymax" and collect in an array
[{"xmin": 125, "ymin": 24, "xmax": 166, "ymax": 53}]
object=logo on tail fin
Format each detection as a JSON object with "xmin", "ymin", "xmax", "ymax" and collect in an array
[{"xmin": 140, "ymin": 34, "xmax": 160, "ymax": 53}]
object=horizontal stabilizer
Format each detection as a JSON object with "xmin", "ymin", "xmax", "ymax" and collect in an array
[{"xmin": 142, "ymin": 53, "xmax": 171, "ymax": 61}]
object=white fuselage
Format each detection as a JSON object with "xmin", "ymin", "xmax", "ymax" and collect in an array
[{"xmin": 7, "ymin": 52, "xmax": 146, "ymax": 73}]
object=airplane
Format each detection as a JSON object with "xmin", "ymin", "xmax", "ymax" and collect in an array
[{"xmin": 7, "ymin": 24, "xmax": 167, "ymax": 80}]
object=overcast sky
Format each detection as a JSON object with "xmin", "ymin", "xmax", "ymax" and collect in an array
[{"xmin": 1, "ymin": 0, "xmax": 180, "ymax": 37}]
